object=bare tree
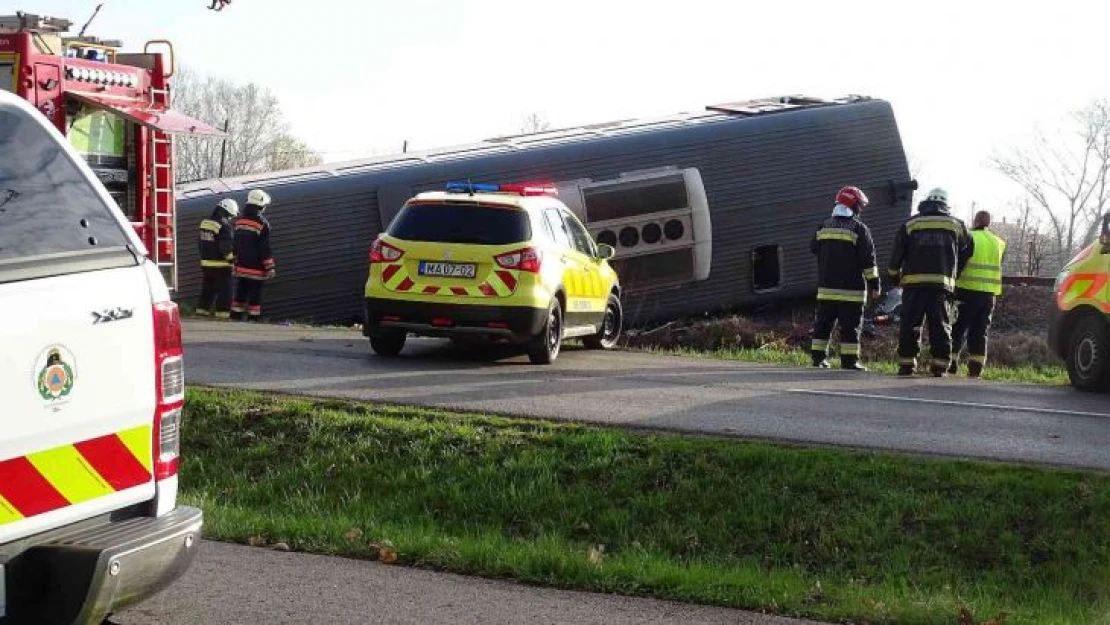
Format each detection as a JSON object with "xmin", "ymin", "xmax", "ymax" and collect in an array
[
  {"xmin": 520, "ymin": 112, "xmax": 551, "ymax": 134},
  {"xmin": 170, "ymin": 67, "xmax": 321, "ymax": 182},
  {"xmin": 990, "ymin": 99, "xmax": 1110, "ymax": 258}
]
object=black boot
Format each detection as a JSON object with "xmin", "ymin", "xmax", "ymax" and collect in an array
[
  {"xmin": 841, "ymin": 356, "xmax": 867, "ymax": 371},
  {"xmin": 897, "ymin": 364, "xmax": 915, "ymax": 376},
  {"xmin": 811, "ymin": 351, "xmax": 829, "ymax": 368},
  {"xmin": 947, "ymin": 359, "xmax": 959, "ymax": 375},
  {"xmin": 968, "ymin": 361, "xmax": 983, "ymax": 379}
]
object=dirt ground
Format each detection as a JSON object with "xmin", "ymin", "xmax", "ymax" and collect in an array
[{"xmin": 623, "ymin": 285, "xmax": 1057, "ymax": 367}]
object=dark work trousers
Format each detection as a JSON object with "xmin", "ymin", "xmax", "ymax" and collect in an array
[
  {"xmin": 898, "ymin": 286, "xmax": 953, "ymax": 371},
  {"xmin": 810, "ymin": 300, "xmax": 865, "ymax": 365},
  {"xmin": 951, "ymin": 288, "xmax": 996, "ymax": 373},
  {"xmin": 231, "ymin": 278, "xmax": 265, "ymax": 321},
  {"xmin": 197, "ymin": 266, "xmax": 233, "ymax": 316}
]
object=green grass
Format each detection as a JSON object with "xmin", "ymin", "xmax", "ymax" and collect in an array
[
  {"xmin": 634, "ymin": 345, "xmax": 1070, "ymax": 386},
  {"xmin": 181, "ymin": 387, "xmax": 1110, "ymax": 624}
]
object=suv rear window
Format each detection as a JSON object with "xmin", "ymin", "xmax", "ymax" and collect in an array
[
  {"xmin": 0, "ymin": 107, "xmax": 131, "ymax": 264},
  {"xmin": 388, "ymin": 202, "xmax": 531, "ymax": 245}
]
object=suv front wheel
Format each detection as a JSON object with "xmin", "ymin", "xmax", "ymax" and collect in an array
[
  {"xmin": 584, "ymin": 293, "xmax": 622, "ymax": 350},
  {"xmin": 528, "ymin": 299, "xmax": 563, "ymax": 364},
  {"xmin": 1066, "ymin": 315, "xmax": 1110, "ymax": 392}
]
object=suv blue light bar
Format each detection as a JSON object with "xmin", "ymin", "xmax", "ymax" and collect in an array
[{"xmin": 445, "ymin": 182, "xmax": 558, "ymax": 196}]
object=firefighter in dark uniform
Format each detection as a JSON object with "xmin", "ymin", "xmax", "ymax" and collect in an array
[
  {"xmin": 810, "ymin": 186, "xmax": 881, "ymax": 370},
  {"xmin": 950, "ymin": 210, "xmax": 1007, "ymax": 378},
  {"xmin": 195, "ymin": 198, "xmax": 239, "ymax": 318},
  {"xmin": 230, "ymin": 189, "xmax": 276, "ymax": 322},
  {"xmin": 888, "ymin": 188, "xmax": 974, "ymax": 377}
]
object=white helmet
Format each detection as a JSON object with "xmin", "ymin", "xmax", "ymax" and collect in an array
[
  {"xmin": 246, "ymin": 188, "xmax": 272, "ymax": 209},
  {"xmin": 217, "ymin": 198, "xmax": 239, "ymax": 217},
  {"xmin": 924, "ymin": 187, "xmax": 949, "ymax": 206}
]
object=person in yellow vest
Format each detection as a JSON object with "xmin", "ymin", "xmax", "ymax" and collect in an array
[{"xmin": 949, "ymin": 210, "xmax": 1006, "ymax": 378}]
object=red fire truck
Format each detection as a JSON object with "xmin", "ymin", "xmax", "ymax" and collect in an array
[{"xmin": 0, "ymin": 11, "xmax": 224, "ymax": 290}]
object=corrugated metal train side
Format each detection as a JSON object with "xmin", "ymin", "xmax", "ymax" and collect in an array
[{"xmin": 175, "ymin": 99, "xmax": 914, "ymax": 325}]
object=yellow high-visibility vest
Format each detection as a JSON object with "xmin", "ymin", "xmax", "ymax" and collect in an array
[{"xmin": 956, "ymin": 228, "xmax": 1006, "ymax": 295}]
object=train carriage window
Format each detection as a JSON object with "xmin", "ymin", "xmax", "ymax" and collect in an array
[
  {"xmin": 582, "ymin": 173, "xmax": 689, "ymax": 221},
  {"xmin": 752, "ymin": 245, "xmax": 782, "ymax": 292}
]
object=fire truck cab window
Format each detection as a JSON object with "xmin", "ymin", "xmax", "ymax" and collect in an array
[
  {"xmin": 752, "ymin": 244, "xmax": 782, "ymax": 292},
  {"xmin": 0, "ymin": 108, "xmax": 130, "ymax": 267},
  {"xmin": 0, "ymin": 62, "xmax": 13, "ymax": 93},
  {"xmin": 67, "ymin": 104, "xmax": 131, "ymax": 216}
]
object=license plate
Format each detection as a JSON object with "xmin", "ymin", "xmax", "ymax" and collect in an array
[{"xmin": 418, "ymin": 261, "xmax": 476, "ymax": 278}]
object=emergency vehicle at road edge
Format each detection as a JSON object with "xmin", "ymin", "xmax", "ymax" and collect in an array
[
  {"xmin": 0, "ymin": 11, "xmax": 226, "ymax": 291},
  {"xmin": 364, "ymin": 183, "xmax": 623, "ymax": 364},
  {"xmin": 0, "ymin": 85, "xmax": 201, "ymax": 623},
  {"xmin": 1049, "ymin": 213, "xmax": 1110, "ymax": 391}
]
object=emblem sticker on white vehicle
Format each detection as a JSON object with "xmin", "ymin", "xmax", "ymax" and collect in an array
[{"xmin": 34, "ymin": 344, "xmax": 77, "ymax": 408}]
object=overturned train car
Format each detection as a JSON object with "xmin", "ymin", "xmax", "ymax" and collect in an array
[{"xmin": 175, "ymin": 95, "xmax": 916, "ymax": 325}]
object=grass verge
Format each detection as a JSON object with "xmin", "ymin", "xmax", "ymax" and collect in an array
[
  {"xmin": 181, "ymin": 387, "xmax": 1109, "ymax": 624},
  {"xmin": 636, "ymin": 345, "xmax": 1069, "ymax": 386}
]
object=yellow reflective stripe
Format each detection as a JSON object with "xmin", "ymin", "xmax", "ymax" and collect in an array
[
  {"xmin": 817, "ymin": 228, "xmax": 859, "ymax": 243},
  {"xmin": 201, "ymin": 260, "xmax": 231, "ymax": 268},
  {"xmin": 27, "ymin": 445, "xmax": 114, "ymax": 504},
  {"xmin": 932, "ymin": 359, "xmax": 951, "ymax": 368},
  {"xmin": 811, "ymin": 339, "xmax": 828, "ymax": 350},
  {"xmin": 0, "ymin": 493, "xmax": 23, "ymax": 524},
  {"xmin": 840, "ymin": 343, "xmax": 860, "ymax": 356},
  {"xmin": 118, "ymin": 424, "xmax": 154, "ymax": 474},
  {"xmin": 817, "ymin": 288, "xmax": 866, "ymax": 302},
  {"xmin": 906, "ymin": 217, "xmax": 961, "ymax": 234},
  {"xmin": 899, "ymin": 358, "xmax": 917, "ymax": 366},
  {"xmin": 888, "ymin": 268, "xmax": 901, "ymax": 277},
  {"xmin": 964, "ymin": 262, "xmax": 999, "ymax": 272},
  {"xmin": 863, "ymin": 266, "xmax": 878, "ymax": 280},
  {"xmin": 902, "ymin": 274, "xmax": 955, "ymax": 288},
  {"xmin": 969, "ymin": 354, "xmax": 987, "ymax": 364},
  {"xmin": 199, "ymin": 220, "xmax": 223, "ymax": 233}
]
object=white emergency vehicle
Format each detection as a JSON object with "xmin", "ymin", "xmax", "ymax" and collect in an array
[{"xmin": 0, "ymin": 89, "xmax": 202, "ymax": 624}]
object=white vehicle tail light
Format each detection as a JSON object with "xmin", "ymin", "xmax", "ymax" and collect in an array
[
  {"xmin": 153, "ymin": 301, "xmax": 184, "ymax": 480},
  {"xmin": 495, "ymin": 247, "xmax": 542, "ymax": 273},
  {"xmin": 369, "ymin": 238, "xmax": 405, "ymax": 263}
]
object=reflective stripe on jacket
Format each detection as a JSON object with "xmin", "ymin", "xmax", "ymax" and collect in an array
[
  {"xmin": 888, "ymin": 204, "xmax": 973, "ymax": 292},
  {"xmin": 198, "ymin": 211, "xmax": 235, "ymax": 268},
  {"xmin": 955, "ymin": 228, "xmax": 1006, "ymax": 295},
  {"xmin": 810, "ymin": 214, "xmax": 879, "ymax": 303}
]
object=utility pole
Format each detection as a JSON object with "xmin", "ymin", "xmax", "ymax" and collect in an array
[{"xmin": 218, "ymin": 119, "xmax": 230, "ymax": 177}]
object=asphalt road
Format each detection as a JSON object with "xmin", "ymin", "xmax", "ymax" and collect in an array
[
  {"xmin": 114, "ymin": 541, "xmax": 816, "ymax": 625},
  {"xmin": 183, "ymin": 319, "xmax": 1110, "ymax": 471}
]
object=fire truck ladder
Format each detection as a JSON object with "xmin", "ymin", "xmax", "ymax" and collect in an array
[{"xmin": 147, "ymin": 85, "xmax": 178, "ymax": 291}]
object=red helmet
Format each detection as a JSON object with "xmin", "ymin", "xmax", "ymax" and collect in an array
[{"xmin": 836, "ymin": 186, "xmax": 869, "ymax": 210}]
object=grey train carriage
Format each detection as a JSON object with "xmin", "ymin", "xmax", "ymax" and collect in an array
[{"xmin": 174, "ymin": 95, "xmax": 916, "ymax": 326}]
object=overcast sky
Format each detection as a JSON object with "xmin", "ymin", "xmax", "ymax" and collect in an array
[{"xmin": 30, "ymin": 0, "xmax": 1110, "ymax": 222}]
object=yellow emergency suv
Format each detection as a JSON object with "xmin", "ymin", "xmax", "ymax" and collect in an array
[
  {"xmin": 363, "ymin": 182, "xmax": 623, "ymax": 364},
  {"xmin": 1049, "ymin": 214, "xmax": 1110, "ymax": 391}
]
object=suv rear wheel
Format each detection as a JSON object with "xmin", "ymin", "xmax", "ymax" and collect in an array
[
  {"xmin": 584, "ymin": 293, "xmax": 622, "ymax": 350},
  {"xmin": 528, "ymin": 299, "xmax": 563, "ymax": 364},
  {"xmin": 370, "ymin": 328, "xmax": 407, "ymax": 357},
  {"xmin": 1066, "ymin": 315, "xmax": 1110, "ymax": 392}
]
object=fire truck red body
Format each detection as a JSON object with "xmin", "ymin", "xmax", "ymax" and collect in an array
[{"xmin": 0, "ymin": 12, "xmax": 224, "ymax": 289}]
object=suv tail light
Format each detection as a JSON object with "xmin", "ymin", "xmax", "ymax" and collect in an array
[
  {"xmin": 153, "ymin": 301, "xmax": 184, "ymax": 480},
  {"xmin": 370, "ymin": 238, "xmax": 405, "ymax": 263},
  {"xmin": 495, "ymin": 247, "xmax": 542, "ymax": 273}
]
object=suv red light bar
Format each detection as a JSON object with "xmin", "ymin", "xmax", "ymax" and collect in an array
[{"xmin": 445, "ymin": 182, "xmax": 558, "ymax": 197}]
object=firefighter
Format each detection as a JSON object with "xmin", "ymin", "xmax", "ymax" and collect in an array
[
  {"xmin": 195, "ymin": 198, "xmax": 238, "ymax": 318},
  {"xmin": 809, "ymin": 186, "xmax": 881, "ymax": 370},
  {"xmin": 950, "ymin": 210, "xmax": 1006, "ymax": 378},
  {"xmin": 888, "ymin": 188, "xmax": 974, "ymax": 377},
  {"xmin": 230, "ymin": 189, "xmax": 276, "ymax": 322}
]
